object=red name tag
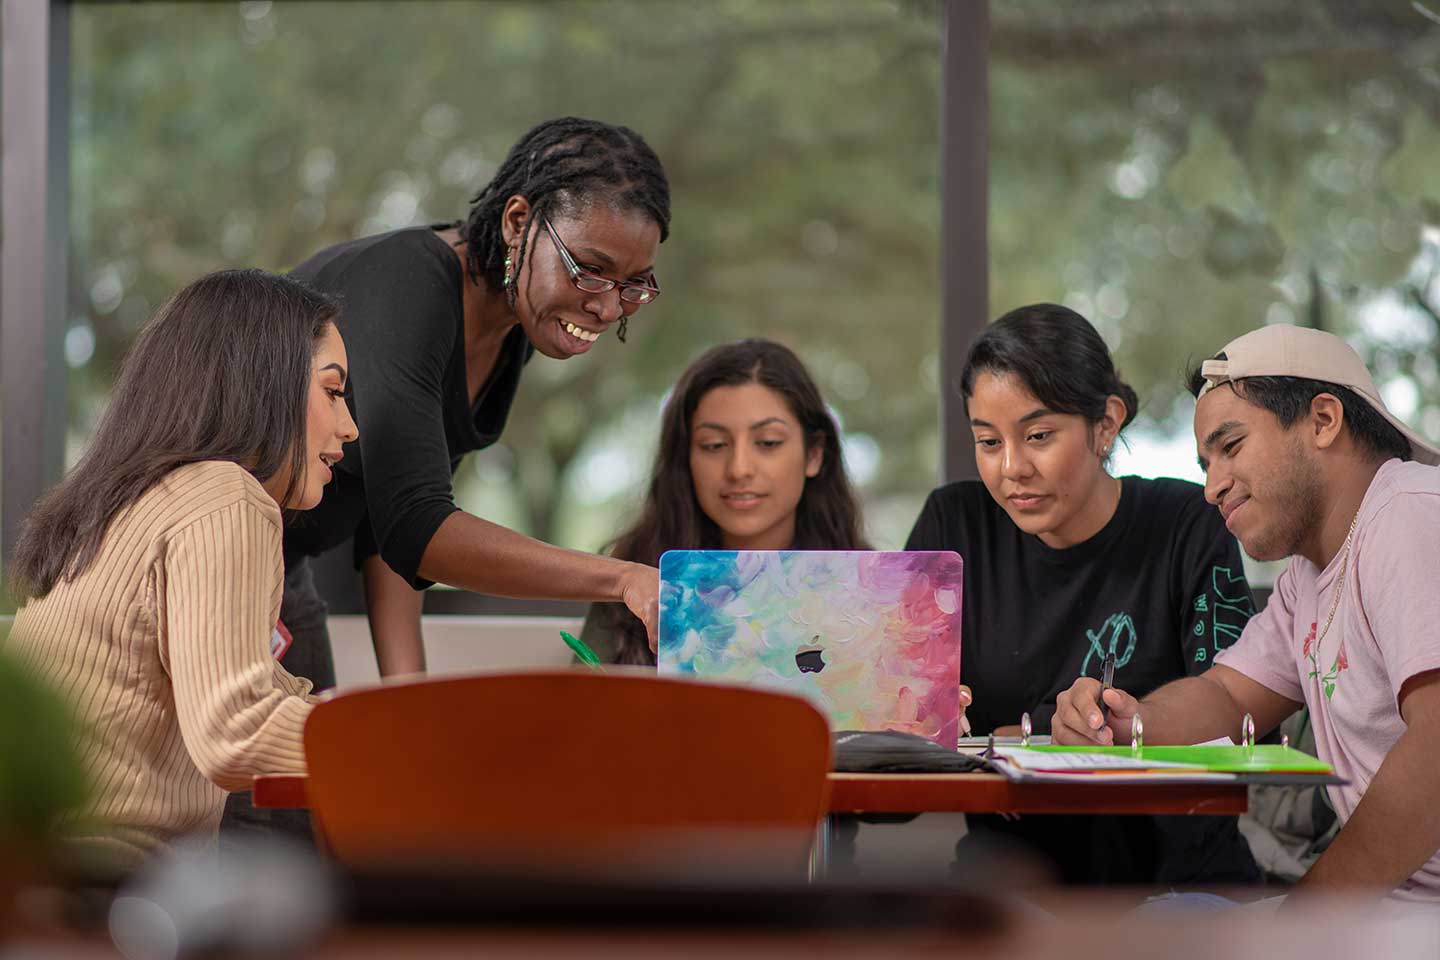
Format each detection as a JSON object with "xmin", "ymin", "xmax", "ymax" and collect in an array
[{"xmin": 270, "ymin": 619, "xmax": 294, "ymax": 661}]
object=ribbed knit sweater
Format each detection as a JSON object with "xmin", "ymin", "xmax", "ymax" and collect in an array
[{"xmin": 5, "ymin": 461, "xmax": 315, "ymax": 864}]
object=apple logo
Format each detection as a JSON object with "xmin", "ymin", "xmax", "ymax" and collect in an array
[{"xmin": 795, "ymin": 640, "xmax": 826, "ymax": 674}]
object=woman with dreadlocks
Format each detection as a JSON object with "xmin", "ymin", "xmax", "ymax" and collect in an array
[
  {"xmin": 275, "ymin": 116, "xmax": 669, "ymax": 688},
  {"xmin": 225, "ymin": 117, "xmax": 669, "ymax": 841}
]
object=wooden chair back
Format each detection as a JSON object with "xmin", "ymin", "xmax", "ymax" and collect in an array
[{"xmin": 302, "ymin": 671, "xmax": 832, "ymax": 874}]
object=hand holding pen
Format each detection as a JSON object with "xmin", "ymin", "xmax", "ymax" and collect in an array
[
  {"xmin": 1050, "ymin": 658, "xmax": 1142, "ymax": 745},
  {"xmin": 1100, "ymin": 652, "xmax": 1116, "ymax": 721}
]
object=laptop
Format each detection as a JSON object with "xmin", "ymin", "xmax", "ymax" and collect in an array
[{"xmin": 657, "ymin": 550, "xmax": 963, "ymax": 746}]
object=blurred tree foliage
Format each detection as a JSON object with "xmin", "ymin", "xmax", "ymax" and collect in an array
[
  {"xmin": 68, "ymin": 0, "xmax": 942, "ymax": 550},
  {"xmin": 67, "ymin": 0, "xmax": 1440, "ymax": 555},
  {"xmin": 991, "ymin": 0, "xmax": 1440, "ymax": 435}
]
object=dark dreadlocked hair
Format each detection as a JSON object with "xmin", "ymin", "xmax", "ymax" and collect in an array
[{"xmin": 458, "ymin": 117, "xmax": 671, "ymax": 343}]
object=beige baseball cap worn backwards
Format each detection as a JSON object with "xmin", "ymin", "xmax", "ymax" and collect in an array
[{"xmin": 1196, "ymin": 324, "xmax": 1440, "ymax": 466}]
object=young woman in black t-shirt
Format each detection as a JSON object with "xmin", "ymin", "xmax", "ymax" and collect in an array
[
  {"xmin": 906, "ymin": 303, "xmax": 1261, "ymax": 888},
  {"xmin": 579, "ymin": 339, "xmax": 870, "ymax": 665}
]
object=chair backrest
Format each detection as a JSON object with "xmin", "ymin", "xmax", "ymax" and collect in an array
[{"xmin": 302, "ymin": 671, "xmax": 832, "ymax": 874}]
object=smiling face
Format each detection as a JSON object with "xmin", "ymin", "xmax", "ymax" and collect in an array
[
  {"xmin": 688, "ymin": 381, "xmax": 823, "ymax": 551},
  {"xmin": 503, "ymin": 196, "xmax": 661, "ymax": 360},
  {"xmin": 968, "ymin": 371, "xmax": 1123, "ymax": 548},
  {"xmin": 263, "ymin": 323, "xmax": 358, "ymax": 510},
  {"xmin": 1194, "ymin": 384, "xmax": 1323, "ymax": 562}
]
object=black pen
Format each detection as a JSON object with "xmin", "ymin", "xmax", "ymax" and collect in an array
[{"xmin": 1100, "ymin": 651, "xmax": 1116, "ymax": 721}]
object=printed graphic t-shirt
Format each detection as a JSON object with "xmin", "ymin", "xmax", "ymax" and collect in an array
[
  {"xmin": 906, "ymin": 476, "xmax": 1254, "ymax": 735},
  {"xmin": 906, "ymin": 475, "xmax": 1260, "ymax": 886},
  {"xmin": 1216, "ymin": 458, "xmax": 1440, "ymax": 902}
]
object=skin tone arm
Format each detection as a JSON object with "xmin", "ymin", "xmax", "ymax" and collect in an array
[
  {"xmin": 362, "ymin": 554, "xmax": 427, "ymax": 677},
  {"xmin": 379, "ymin": 198, "xmax": 659, "ymax": 667},
  {"xmin": 1052, "ymin": 663, "xmax": 1300, "ymax": 746},
  {"xmin": 1293, "ymin": 670, "xmax": 1440, "ymax": 897},
  {"xmin": 364, "ymin": 327, "xmax": 656, "ymax": 678},
  {"xmin": 418, "ymin": 511, "xmax": 659, "ymax": 647},
  {"xmin": 1059, "ymin": 664, "xmax": 1440, "ymax": 897}
]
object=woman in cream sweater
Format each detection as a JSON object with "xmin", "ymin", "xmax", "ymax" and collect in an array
[{"xmin": 5, "ymin": 268, "xmax": 357, "ymax": 867}]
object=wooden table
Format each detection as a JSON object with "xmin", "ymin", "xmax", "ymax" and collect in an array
[
  {"xmin": 255, "ymin": 771, "xmax": 1247, "ymax": 816},
  {"xmin": 253, "ymin": 770, "xmax": 1246, "ymax": 881}
]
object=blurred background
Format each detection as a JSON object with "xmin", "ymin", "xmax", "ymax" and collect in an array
[
  {"xmin": 12, "ymin": 0, "xmax": 1440, "ymax": 594},
  {"xmin": 5, "ymin": 1, "xmax": 1440, "ymax": 935}
]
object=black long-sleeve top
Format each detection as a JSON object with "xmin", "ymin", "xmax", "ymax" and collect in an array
[{"xmin": 284, "ymin": 226, "xmax": 533, "ymax": 586}]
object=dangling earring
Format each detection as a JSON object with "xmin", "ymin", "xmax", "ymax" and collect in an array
[
  {"xmin": 616, "ymin": 316, "xmax": 628, "ymax": 343},
  {"xmin": 502, "ymin": 248, "xmax": 518, "ymax": 307}
]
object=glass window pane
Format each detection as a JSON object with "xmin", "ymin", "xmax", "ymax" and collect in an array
[{"xmin": 68, "ymin": 0, "xmax": 941, "ymax": 555}]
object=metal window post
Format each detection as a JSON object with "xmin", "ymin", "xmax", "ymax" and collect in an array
[
  {"xmin": 2, "ymin": 0, "xmax": 71, "ymax": 566},
  {"xmin": 939, "ymin": 0, "xmax": 987, "ymax": 484}
]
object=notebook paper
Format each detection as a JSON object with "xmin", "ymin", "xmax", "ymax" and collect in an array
[{"xmin": 995, "ymin": 749, "xmax": 1206, "ymax": 772}]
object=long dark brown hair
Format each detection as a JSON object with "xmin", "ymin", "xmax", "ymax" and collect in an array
[
  {"xmin": 600, "ymin": 338, "xmax": 870, "ymax": 664},
  {"xmin": 12, "ymin": 269, "xmax": 338, "ymax": 599}
]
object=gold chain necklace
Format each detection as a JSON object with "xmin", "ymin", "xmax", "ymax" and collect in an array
[{"xmin": 1314, "ymin": 512, "xmax": 1360, "ymax": 650}]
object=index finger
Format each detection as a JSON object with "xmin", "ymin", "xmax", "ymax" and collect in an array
[{"xmin": 644, "ymin": 599, "xmax": 659, "ymax": 653}]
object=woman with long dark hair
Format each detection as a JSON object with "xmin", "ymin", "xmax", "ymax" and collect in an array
[
  {"xmin": 581, "ymin": 338, "xmax": 870, "ymax": 665},
  {"xmin": 5, "ymin": 269, "xmax": 357, "ymax": 865},
  {"xmin": 906, "ymin": 302, "xmax": 1260, "ymax": 888}
]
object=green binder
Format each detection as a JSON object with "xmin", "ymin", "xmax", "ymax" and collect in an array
[{"xmin": 1021, "ymin": 743, "xmax": 1333, "ymax": 775}]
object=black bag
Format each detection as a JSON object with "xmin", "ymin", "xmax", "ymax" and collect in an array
[{"xmin": 831, "ymin": 730, "xmax": 991, "ymax": 774}]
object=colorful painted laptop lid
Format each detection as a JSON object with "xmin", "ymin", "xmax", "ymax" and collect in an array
[{"xmin": 657, "ymin": 550, "xmax": 963, "ymax": 746}]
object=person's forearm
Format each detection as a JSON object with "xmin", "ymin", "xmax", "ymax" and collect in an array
[
  {"xmin": 417, "ymin": 511, "xmax": 635, "ymax": 602},
  {"xmin": 1132, "ymin": 673, "xmax": 1249, "ymax": 744},
  {"xmin": 363, "ymin": 554, "xmax": 427, "ymax": 678},
  {"xmin": 1297, "ymin": 723, "xmax": 1440, "ymax": 895},
  {"xmin": 1057, "ymin": 665, "xmax": 1299, "ymax": 746}
]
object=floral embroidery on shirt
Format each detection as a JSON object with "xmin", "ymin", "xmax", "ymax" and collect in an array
[
  {"xmin": 1303, "ymin": 621, "xmax": 1348, "ymax": 699},
  {"xmin": 1321, "ymin": 648, "xmax": 1349, "ymax": 700}
]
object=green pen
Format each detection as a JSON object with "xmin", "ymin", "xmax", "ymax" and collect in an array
[{"xmin": 561, "ymin": 630, "xmax": 604, "ymax": 670}]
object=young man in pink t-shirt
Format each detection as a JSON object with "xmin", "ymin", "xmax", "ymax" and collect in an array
[{"xmin": 1053, "ymin": 324, "xmax": 1440, "ymax": 904}]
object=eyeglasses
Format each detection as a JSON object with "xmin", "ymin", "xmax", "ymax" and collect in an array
[{"xmin": 542, "ymin": 216, "xmax": 660, "ymax": 305}]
